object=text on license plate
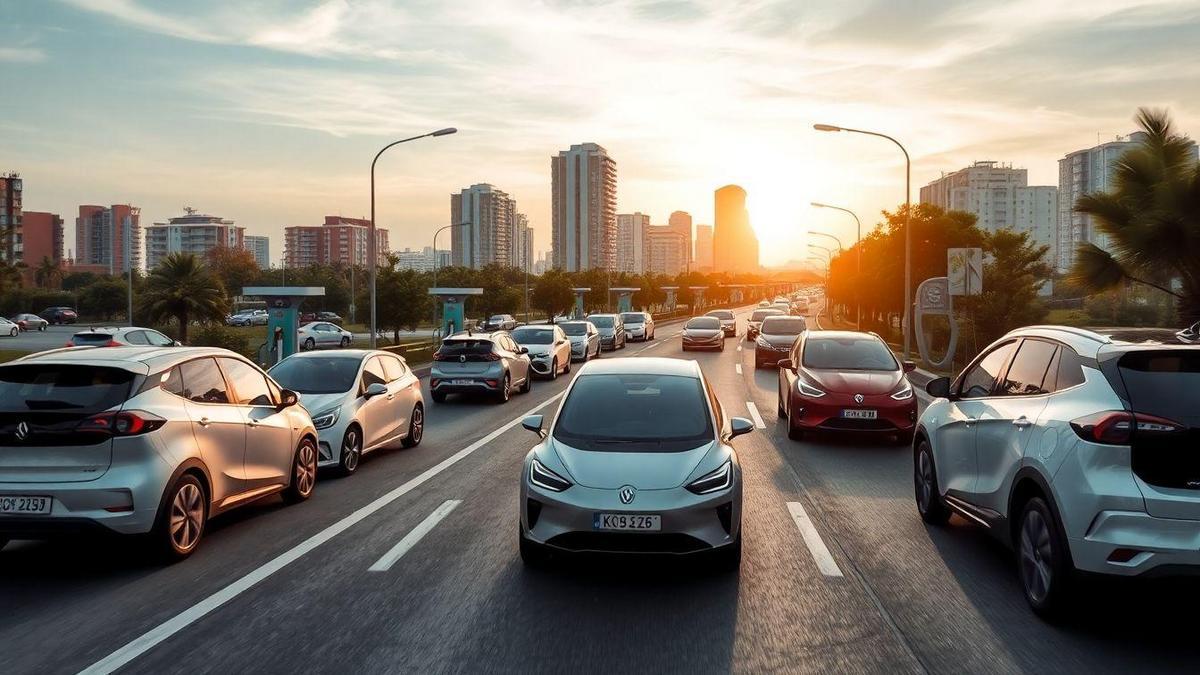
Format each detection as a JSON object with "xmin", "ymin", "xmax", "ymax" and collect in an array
[
  {"xmin": 0, "ymin": 495, "xmax": 51, "ymax": 515},
  {"xmin": 842, "ymin": 409, "xmax": 878, "ymax": 419},
  {"xmin": 593, "ymin": 513, "xmax": 661, "ymax": 531},
  {"xmin": 450, "ymin": 379, "xmax": 474, "ymax": 385}
]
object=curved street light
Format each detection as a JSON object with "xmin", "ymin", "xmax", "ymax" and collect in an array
[
  {"xmin": 811, "ymin": 202, "xmax": 863, "ymax": 329},
  {"xmin": 432, "ymin": 221, "xmax": 470, "ymax": 343}
]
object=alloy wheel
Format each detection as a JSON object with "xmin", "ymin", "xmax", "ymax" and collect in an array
[
  {"xmin": 169, "ymin": 482, "xmax": 205, "ymax": 553},
  {"xmin": 916, "ymin": 451, "xmax": 934, "ymax": 513},
  {"xmin": 341, "ymin": 428, "xmax": 361, "ymax": 473},
  {"xmin": 1019, "ymin": 509, "xmax": 1054, "ymax": 604},
  {"xmin": 410, "ymin": 406, "xmax": 423, "ymax": 443},
  {"xmin": 295, "ymin": 442, "xmax": 317, "ymax": 496}
]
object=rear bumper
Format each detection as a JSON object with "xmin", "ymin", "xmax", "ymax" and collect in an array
[
  {"xmin": 754, "ymin": 346, "xmax": 789, "ymax": 365},
  {"xmin": 0, "ymin": 468, "xmax": 169, "ymax": 538},
  {"xmin": 429, "ymin": 379, "xmax": 502, "ymax": 394},
  {"xmin": 1071, "ymin": 510, "xmax": 1200, "ymax": 576}
]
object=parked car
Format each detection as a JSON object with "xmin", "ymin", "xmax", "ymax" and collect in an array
[
  {"xmin": 0, "ymin": 317, "xmax": 19, "ymax": 337},
  {"xmin": 298, "ymin": 322, "xmax": 353, "ymax": 350},
  {"xmin": 481, "ymin": 314, "xmax": 518, "ymax": 331},
  {"xmin": 39, "ymin": 307, "xmax": 77, "ymax": 325},
  {"xmin": 681, "ymin": 316, "xmax": 725, "ymax": 351},
  {"xmin": 227, "ymin": 309, "xmax": 268, "ymax": 327},
  {"xmin": 777, "ymin": 330, "xmax": 916, "ymax": 442},
  {"xmin": 518, "ymin": 357, "xmax": 753, "ymax": 568},
  {"xmin": 300, "ymin": 312, "xmax": 317, "ymax": 324},
  {"xmin": 620, "ymin": 311, "xmax": 656, "ymax": 341},
  {"xmin": 559, "ymin": 320, "xmax": 601, "ymax": 362},
  {"xmin": 66, "ymin": 327, "xmax": 179, "ymax": 348},
  {"xmin": 316, "ymin": 311, "xmax": 344, "ymax": 324},
  {"xmin": 705, "ymin": 309, "xmax": 737, "ymax": 336},
  {"xmin": 11, "ymin": 313, "xmax": 48, "ymax": 331},
  {"xmin": 1177, "ymin": 320, "xmax": 1200, "ymax": 344},
  {"xmin": 0, "ymin": 347, "xmax": 317, "ymax": 560},
  {"xmin": 746, "ymin": 308, "xmax": 784, "ymax": 341},
  {"xmin": 429, "ymin": 331, "xmax": 532, "ymax": 403},
  {"xmin": 915, "ymin": 326, "xmax": 1200, "ymax": 617},
  {"xmin": 754, "ymin": 315, "xmax": 807, "ymax": 368},
  {"xmin": 511, "ymin": 325, "xmax": 572, "ymax": 379},
  {"xmin": 588, "ymin": 314, "xmax": 626, "ymax": 351},
  {"xmin": 269, "ymin": 350, "xmax": 423, "ymax": 476}
]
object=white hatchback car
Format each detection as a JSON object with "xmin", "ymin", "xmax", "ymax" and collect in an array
[
  {"xmin": 298, "ymin": 322, "xmax": 353, "ymax": 350},
  {"xmin": 915, "ymin": 326, "xmax": 1200, "ymax": 617}
]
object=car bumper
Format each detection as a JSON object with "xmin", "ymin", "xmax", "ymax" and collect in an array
[
  {"xmin": 1070, "ymin": 511, "xmax": 1200, "ymax": 577},
  {"xmin": 600, "ymin": 337, "xmax": 620, "ymax": 350},
  {"xmin": 0, "ymin": 461, "xmax": 172, "ymax": 538},
  {"xmin": 569, "ymin": 343, "xmax": 590, "ymax": 359},
  {"xmin": 754, "ymin": 346, "xmax": 790, "ymax": 365},
  {"xmin": 721, "ymin": 324, "xmax": 736, "ymax": 336},
  {"xmin": 530, "ymin": 357, "xmax": 556, "ymax": 376},
  {"xmin": 682, "ymin": 336, "xmax": 723, "ymax": 349},
  {"xmin": 790, "ymin": 394, "xmax": 917, "ymax": 433},
  {"xmin": 627, "ymin": 328, "xmax": 646, "ymax": 340}
]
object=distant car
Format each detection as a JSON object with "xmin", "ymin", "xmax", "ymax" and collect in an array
[
  {"xmin": 559, "ymin": 320, "xmax": 601, "ymax": 362},
  {"xmin": 588, "ymin": 314, "xmax": 627, "ymax": 351},
  {"xmin": 228, "ymin": 310, "xmax": 268, "ymax": 326},
  {"xmin": 758, "ymin": 300, "xmax": 771, "ymax": 308},
  {"xmin": 746, "ymin": 308, "xmax": 784, "ymax": 341},
  {"xmin": 316, "ymin": 311, "xmax": 343, "ymax": 324},
  {"xmin": 0, "ymin": 318, "xmax": 18, "ymax": 337},
  {"xmin": 792, "ymin": 298, "xmax": 810, "ymax": 315},
  {"xmin": 754, "ymin": 315, "xmax": 807, "ymax": 368},
  {"xmin": 429, "ymin": 331, "xmax": 532, "ymax": 403},
  {"xmin": 300, "ymin": 312, "xmax": 317, "ymax": 324},
  {"xmin": 39, "ymin": 307, "xmax": 77, "ymax": 325},
  {"xmin": 481, "ymin": 314, "xmax": 518, "ymax": 331},
  {"xmin": 269, "ymin": 350, "xmax": 423, "ymax": 476},
  {"xmin": 681, "ymin": 316, "xmax": 725, "ymax": 351},
  {"xmin": 511, "ymin": 325, "xmax": 572, "ymax": 379},
  {"xmin": 298, "ymin": 322, "xmax": 353, "ymax": 350},
  {"xmin": 620, "ymin": 311, "xmax": 655, "ymax": 341},
  {"xmin": 11, "ymin": 313, "xmax": 48, "ymax": 331},
  {"xmin": 705, "ymin": 309, "xmax": 736, "ymax": 337},
  {"xmin": 67, "ymin": 327, "xmax": 179, "ymax": 348}
]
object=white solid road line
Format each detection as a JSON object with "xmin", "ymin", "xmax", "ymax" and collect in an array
[
  {"xmin": 368, "ymin": 499, "xmax": 462, "ymax": 572},
  {"xmin": 640, "ymin": 341, "xmax": 661, "ymax": 352},
  {"xmin": 787, "ymin": 501, "xmax": 844, "ymax": 577},
  {"xmin": 78, "ymin": 394, "xmax": 567, "ymax": 675},
  {"xmin": 745, "ymin": 401, "xmax": 766, "ymax": 429},
  {"xmin": 736, "ymin": 344, "xmax": 742, "ymax": 352},
  {"xmin": 735, "ymin": 363, "xmax": 742, "ymax": 375}
]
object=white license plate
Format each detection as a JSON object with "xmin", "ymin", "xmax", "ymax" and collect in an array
[
  {"xmin": 842, "ymin": 409, "xmax": 878, "ymax": 419},
  {"xmin": 0, "ymin": 495, "xmax": 51, "ymax": 515},
  {"xmin": 593, "ymin": 513, "xmax": 661, "ymax": 531},
  {"xmin": 450, "ymin": 379, "xmax": 474, "ymax": 385}
]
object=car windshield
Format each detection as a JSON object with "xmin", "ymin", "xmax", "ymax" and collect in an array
[
  {"xmin": 511, "ymin": 327, "xmax": 554, "ymax": 344},
  {"xmin": 751, "ymin": 309, "xmax": 782, "ymax": 322},
  {"xmin": 560, "ymin": 323, "xmax": 587, "ymax": 336},
  {"xmin": 71, "ymin": 333, "xmax": 115, "ymax": 345},
  {"xmin": 488, "ymin": 315, "xmax": 508, "ymax": 322},
  {"xmin": 589, "ymin": 316, "xmax": 614, "ymax": 328},
  {"xmin": 553, "ymin": 373, "xmax": 713, "ymax": 451},
  {"xmin": 762, "ymin": 317, "xmax": 807, "ymax": 335},
  {"xmin": 269, "ymin": 356, "xmax": 361, "ymax": 394},
  {"xmin": 803, "ymin": 336, "xmax": 898, "ymax": 371},
  {"xmin": 707, "ymin": 310, "xmax": 733, "ymax": 319},
  {"xmin": 686, "ymin": 317, "xmax": 720, "ymax": 330},
  {"xmin": 0, "ymin": 364, "xmax": 135, "ymax": 413},
  {"xmin": 620, "ymin": 313, "xmax": 644, "ymax": 324}
]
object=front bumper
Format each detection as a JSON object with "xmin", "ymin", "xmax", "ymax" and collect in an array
[
  {"xmin": 600, "ymin": 335, "xmax": 620, "ymax": 350},
  {"xmin": 530, "ymin": 357, "xmax": 555, "ymax": 376},
  {"xmin": 683, "ymin": 335, "xmax": 723, "ymax": 349},
  {"xmin": 790, "ymin": 393, "xmax": 916, "ymax": 433}
]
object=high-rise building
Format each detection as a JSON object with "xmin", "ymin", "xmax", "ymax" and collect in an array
[
  {"xmin": 694, "ymin": 224, "xmax": 713, "ymax": 272},
  {"xmin": 450, "ymin": 183, "xmax": 521, "ymax": 269},
  {"xmin": 533, "ymin": 250, "xmax": 548, "ymax": 275},
  {"xmin": 616, "ymin": 212, "xmax": 649, "ymax": 274},
  {"xmin": 0, "ymin": 173, "xmax": 22, "ymax": 264},
  {"xmin": 667, "ymin": 211, "xmax": 693, "ymax": 271},
  {"xmin": 146, "ymin": 209, "xmax": 240, "ymax": 270},
  {"xmin": 393, "ymin": 246, "xmax": 443, "ymax": 272},
  {"xmin": 244, "ymin": 235, "xmax": 270, "ymax": 269},
  {"xmin": 644, "ymin": 226, "xmax": 688, "ymax": 276},
  {"xmin": 713, "ymin": 185, "xmax": 758, "ymax": 273},
  {"xmin": 283, "ymin": 216, "xmax": 389, "ymax": 268},
  {"xmin": 77, "ymin": 204, "xmax": 143, "ymax": 273},
  {"xmin": 920, "ymin": 161, "xmax": 1058, "ymax": 262},
  {"xmin": 514, "ymin": 216, "xmax": 535, "ymax": 272},
  {"xmin": 551, "ymin": 143, "xmax": 617, "ymax": 271},
  {"xmin": 19, "ymin": 211, "xmax": 64, "ymax": 267},
  {"xmin": 1057, "ymin": 132, "xmax": 1198, "ymax": 271}
]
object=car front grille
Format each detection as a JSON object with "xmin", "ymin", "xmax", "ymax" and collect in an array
[
  {"xmin": 546, "ymin": 532, "xmax": 712, "ymax": 554},
  {"xmin": 818, "ymin": 417, "xmax": 898, "ymax": 431}
]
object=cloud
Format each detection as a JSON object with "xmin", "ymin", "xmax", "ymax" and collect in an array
[{"xmin": 0, "ymin": 46, "xmax": 45, "ymax": 62}]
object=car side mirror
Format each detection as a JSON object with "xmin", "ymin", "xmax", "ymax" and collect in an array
[
  {"xmin": 777, "ymin": 358, "xmax": 795, "ymax": 371},
  {"xmin": 730, "ymin": 417, "xmax": 754, "ymax": 438},
  {"xmin": 519, "ymin": 346, "xmax": 529, "ymax": 355},
  {"xmin": 173, "ymin": 340, "xmax": 182, "ymax": 347},
  {"xmin": 364, "ymin": 382, "xmax": 388, "ymax": 399},
  {"xmin": 522, "ymin": 414, "xmax": 546, "ymax": 438},
  {"xmin": 925, "ymin": 377, "xmax": 952, "ymax": 399},
  {"xmin": 903, "ymin": 360, "xmax": 916, "ymax": 373},
  {"xmin": 278, "ymin": 389, "xmax": 299, "ymax": 409}
]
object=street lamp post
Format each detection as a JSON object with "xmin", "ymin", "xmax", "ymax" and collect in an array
[
  {"xmin": 811, "ymin": 201, "xmax": 863, "ymax": 329},
  {"xmin": 432, "ymin": 221, "xmax": 469, "ymax": 342},
  {"xmin": 369, "ymin": 127, "xmax": 457, "ymax": 348},
  {"xmin": 814, "ymin": 123, "xmax": 911, "ymax": 360}
]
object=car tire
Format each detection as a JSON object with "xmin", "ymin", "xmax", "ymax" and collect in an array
[
  {"xmin": 713, "ymin": 532, "xmax": 742, "ymax": 571},
  {"xmin": 303, "ymin": 337, "xmax": 315, "ymax": 351},
  {"xmin": 719, "ymin": 340, "xmax": 725, "ymax": 351},
  {"xmin": 401, "ymin": 404, "xmax": 424, "ymax": 448},
  {"xmin": 337, "ymin": 426, "xmax": 362, "ymax": 476},
  {"xmin": 151, "ymin": 473, "xmax": 208, "ymax": 562},
  {"xmin": 340, "ymin": 336, "xmax": 350, "ymax": 348},
  {"xmin": 431, "ymin": 391, "xmax": 447, "ymax": 403},
  {"xmin": 282, "ymin": 437, "xmax": 318, "ymax": 504},
  {"xmin": 786, "ymin": 403, "xmax": 804, "ymax": 441},
  {"xmin": 563, "ymin": 357, "xmax": 570, "ymax": 374},
  {"xmin": 1018, "ymin": 497, "xmax": 1074, "ymax": 619},
  {"xmin": 519, "ymin": 526, "xmax": 549, "ymax": 568},
  {"xmin": 777, "ymin": 393, "xmax": 786, "ymax": 418},
  {"xmin": 914, "ymin": 440, "xmax": 951, "ymax": 526},
  {"xmin": 495, "ymin": 373, "xmax": 511, "ymax": 403},
  {"xmin": 549, "ymin": 358, "xmax": 558, "ymax": 380},
  {"xmin": 520, "ymin": 371, "xmax": 533, "ymax": 394}
]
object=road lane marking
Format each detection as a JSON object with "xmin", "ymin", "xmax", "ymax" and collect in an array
[
  {"xmin": 735, "ymin": 363, "xmax": 742, "ymax": 375},
  {"xmin": 640, "ymin": 341, "xmax": 661, "ymax": 352},
  {"xmin": 368, "ymin": 499, "xmax": 462, "ymax": 572},
  {"xmin": 786, "ymin": 501, "xmax": 844, "ymax": 577},
  {"xmin": 745, "ymin": 401, "xmax": 766, "ymax": 429},
  {"xmin": 736, "ymin": 344, "xmax": 742, "ymax": 352},
  {"xmin": 79, "ymin": 394, "xmax": 567, "ymax": 675}
]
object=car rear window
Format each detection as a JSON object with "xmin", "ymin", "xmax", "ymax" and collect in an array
[
  {"xmin": 0, "ymin": 365, "xmax": 135, "ymax": 412},
  {"xmin": 751, "ymin": 309, "xmax": 782, "ymax": 322},
  {"xmin": 1118, "ymin": 351, "xmax": 1200, "ymax": 426},
  {"xmin": 439, "ymin": 339, "xmax": 495, "ymax": 354},
  {"xmin": 553, "ymin": 374, "xmax": 713, "ymax": 451},
  {"xmin": 762, "ymin": 317, "xmax": 807, "ymax": 335},
  {"xmin": 71, "ymin": 333, "xmax": 115, "ymax": 345}
]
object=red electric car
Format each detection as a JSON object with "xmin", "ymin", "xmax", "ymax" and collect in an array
[{"xmin": 776, "ymin": 331, "xmax": 917, "ymax": 443}]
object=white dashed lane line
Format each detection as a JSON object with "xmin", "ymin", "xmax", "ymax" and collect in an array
[
  {"xmin": 745, "ymin": 401, "xmax": 766, "ymax": 429},
  {"xmin": 368, "ymin": 499, "xmax": 462, "ymax": 572},
  {"xmin": 735, "ymin": 363, "xmax": 742, "ymax": 375},
  {"xmin": 787, "ymin": 501, "xmax": 844, "ymax": 577}
]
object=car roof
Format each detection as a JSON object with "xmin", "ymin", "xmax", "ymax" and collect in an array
[
  {"xmin": 7, "ymin": 345, "xmax": 250, "ymax": 374},
  {"xmin": 802, "ymin": 329, "xmax": 877, "ymax": 341},
  {"xmin": 446, "ymin": 330, "xmax": 502, "ymax": 340},
  {"xmin": 1001, "ymin": 325, "xmax": 1200, "ymax": 357},
  {"xmin": 578, "ymin": 357, "xmax": 700, "ymax": 377}
]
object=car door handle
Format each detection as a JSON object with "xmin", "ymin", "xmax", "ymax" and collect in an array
[
  {"xmin": 386, "ymin": 393, "xmax": 395, "ymax": 400},
  {"xmin": 964, "ymin": 417, "xmax": 976, "ymax": 426},
  {"xmin": 248, "ymin": 418, "xmax": 260, "ymax": 427},
  {"xmin": 1012, "ymin": 417, "xmax": 1033, "ymax": 428},
  {"xmin": 198, "ymin": 417, "xmax": 211, "ymax": 427}
]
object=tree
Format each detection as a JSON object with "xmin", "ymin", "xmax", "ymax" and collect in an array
[
  {"xmin": 62, "ymin": 271, "xmax": 98, "ymax": 291},
  {"xmin": 532, "ymin": 270, "xmax": 574, "ymax": 320},
  {"xmin": 959, "ymin": 229, "xmax": 1053, "ymax": 348},
  {"xmin": 1068, "ymin": 107, "xmax": 1200, "ymax": 322},
  {"xmin": 138, "ymin": 253, "xmax": 228, "ymax": 343},
  {"xmin": 204, "ymin": 246, "xmax": 261, "ymax": 300},
  {"xmin": 80, "ymin": 277, "xmax": 128, "ymax": 321},
  {"xmin": 370, "ymin": 255, "xmax": 431, "ymax": 343},
  {"xmin": 34, "ymin": 257, "xmax": 63, "ymax": 289}
]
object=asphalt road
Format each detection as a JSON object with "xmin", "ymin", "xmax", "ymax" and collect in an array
[{"xmin": 2, "ymin": 304, "xmax": 1197, "ymax": 674}]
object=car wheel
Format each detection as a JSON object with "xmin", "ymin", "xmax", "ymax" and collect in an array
[
  {"xmin": 1018, "ymin": 497, "xmax": 1074, "ymax": 619},
  {"xmin": 303, "ymin": 337, "xmax": 315, "ymax": 351},
  {"xmin": 519, "ymin": 526, "xmax": 549, "ymax": 568},
  {"xmin": 563, "ymin": 356, "xmax": 570, "ymax": 374},
  {"xmin": 337, "ymin": 426, "xmax": 362, "ymax": 476},
  {"xmin": 719, "ymin": 340, "xmax": 725, "ymax": 351},
  {"xmin": 777, "ymin": 392, "xmax": 786, "ymax": 418},
  {"xmin": 431, "ymin": 391, "xmax": 447, "ymax": 403},
  {"xmin": 549, "ymin": 358, "xmax": 558, "ymax": 380},
  {"xmin": 713, "ymin": 532, "xmax": 742, "ymax": 572},
  {"xmin": 495, "ymin": 373, "xmax": 511, "ymax": 403},
  {"xmin": 8, "ymin": 328, "xmax": 15, "ymax": 337},
  {"xmin": 914, "ymin": 441, "xmax": 950, "ymax": 525},
  {"xmin": 282, "ymin": 438, "xmax": 318, "ymax": 503},
  {"xmin": 152, "ymin": 473, "xmax": 207, "ymax": 561},
  {"xmin": 340, "ymin": 336, "xmax": 350, "ymax": 348},
  {"xmin": 787, "ymin": 403, "xmax": 804, "ymax": 441},
  {"xmin": 401, "ymin": 404, "xmax": 424, "ymax": 448}
]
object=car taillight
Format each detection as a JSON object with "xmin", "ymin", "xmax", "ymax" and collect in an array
[
  {"xmin": 484, "ymin": 353, "xmax": 501, "ymax": 361},
  {"xmin": 433, "ymin": 351, "xmax": 452, "ymax": 361},
  {"xmin": 1070, "ymin": 411, "xmax": 1183, "ymax": 445},
  {"xmin": 80, "ymin": 410, "xmax": 166, "ymax": 436}
]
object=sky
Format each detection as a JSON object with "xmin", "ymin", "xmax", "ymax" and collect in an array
[{"xmin": 2, "ymin": 0, "xmax": 1199, "ymax": 267}]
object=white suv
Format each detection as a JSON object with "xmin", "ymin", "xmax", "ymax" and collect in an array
[{"xmin": 914, "ymin": 326, "xmax": 1200, "ymax": 617}]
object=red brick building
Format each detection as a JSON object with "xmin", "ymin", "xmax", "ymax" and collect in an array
[{"xmin": 283, "ymin": 216, "xmax": 389, "ymax": 268}]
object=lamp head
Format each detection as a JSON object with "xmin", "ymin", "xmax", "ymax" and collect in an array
[
  {"xmin": 813, "ymin": 124, "xmax": 842, "ymax": 132},
  {"xmin": 431, "ymin": 127, "xmax": 458, "ymax": 137}
]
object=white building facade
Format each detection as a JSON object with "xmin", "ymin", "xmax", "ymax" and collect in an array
[
  {"xmin": 244, "ymin": 235, "xmax": 270, "ymax": 269},
  {"xmin": 615, "ymin": 212, "xmax": 649, "ymax": 274},
  {"xmin": 551, "ymin": 143, "xmax": 617, "ymax": 272}
]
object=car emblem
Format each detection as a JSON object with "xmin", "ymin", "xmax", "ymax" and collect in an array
[
  {"xmin": 14, "ymin": 421, "xmax": 29, "ymax": 441},
  {"xmin": 459, "ymin": 355, "xmax": 467, "ymax": 363},
  {"xmin": 854, "ymin": 394, "xmax": 864, "ymax": 405},
  {"xmin": 618, "ymin": 485, "xmax": 636, "ymax": 504}
]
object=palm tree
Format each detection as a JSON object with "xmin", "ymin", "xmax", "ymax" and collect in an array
[
  {"xmin": 1068, "ymin": 108, "xmax": 1200, "ymax": 322},
  {"xmin": 139, "ymin": 252, "xmax": 228, "ymax": 343},
  {"xmin": 0, "ymin": 259, "xmax": 23, "ymax": 295},
  {"xmin": 34, "ymin": 256, "xmax": 62, "ymax": 289}
]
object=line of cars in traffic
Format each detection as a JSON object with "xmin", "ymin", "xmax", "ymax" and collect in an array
[{"xmin": 0, "ymin": 308, "xmax": 76, "ymax": 337}]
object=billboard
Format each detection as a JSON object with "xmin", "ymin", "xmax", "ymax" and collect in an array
[{"xmin": 947, "ymin": 248, "xmax": 983, "ymax": 296}]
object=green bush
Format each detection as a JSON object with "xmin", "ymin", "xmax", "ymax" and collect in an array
[
  {"xmin": 188, "ymin": 323, "xmax": 253, "ymax": 357},
  {"xmin": 0, "ymin": 288, "xmax": 76, "ymax": 316}
]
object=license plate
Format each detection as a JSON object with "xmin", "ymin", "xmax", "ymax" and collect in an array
[
  {"xmin": 842, "ymin": 409, "xmax": 878, "ymax": 419},
  {"xmin": 0, "ymin": 495, "xmax": 51, "ymax": 515},
  {"xmin": 593, "ymin": 513, "xmax": 661, "ymax": 531},
  {"xmin": 450, "ymin": 379, "xmax": 474, "ymax": 385}
]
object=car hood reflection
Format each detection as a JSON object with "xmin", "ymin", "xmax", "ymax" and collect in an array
[{"xmin": 550, "ymin": 438, "xmax": 714, "ymax": 490}]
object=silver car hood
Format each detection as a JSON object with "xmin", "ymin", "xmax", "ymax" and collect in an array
[
  {"xmin": 567, "ymin": 335, "xmax": 588, "ymax": 344},
  {"xmin": 523, "ymin": 344, "xmax": 553, "ymax": 356},
  {"xmin": 298, "ymin": 391, "xmax": 349, "ymax": 415},
  {"xmin": 550, "ymin": 438, "xmax": 715, "ymax": 490}
]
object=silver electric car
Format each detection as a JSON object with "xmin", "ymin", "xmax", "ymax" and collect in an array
[
  {"xmin": 559, "ymin": 320, "xmax": 601, "ymax": 362},
  {"xmin": 518, "ymin": 358, "xmax": 753, "ymax": 568},
  {"xmin": 429, "ymin": 331, "xmax": 533, "ymax": 403},
  {"xmin": 0, "ymin": 346, "xmax": 318, "ymax": 561},
  {"xmin": 511, "ymin": 325, "xmax": 572, "ymax": 379}
]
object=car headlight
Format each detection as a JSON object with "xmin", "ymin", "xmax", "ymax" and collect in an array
[
  {"xmin": 311, "ymin": 407, "xmax": 340, "ymax": 429},
  {"xmin": 797, "ymin": 379, "xmax": 826, "ymax": 398},
  {"xmin": 686, "ymin": 460, "xmax": 732, "ymax": 495},
  {"xmin": 529, "ymin": 457, "xmax": 572, "ymax": 492},
  {"xmin": 755, "ymin": 336, "xmax": 770, "ymax": 348},
  {"xmin": 891, "ymin": 381, "xmax": 914, "ymax": 400}
]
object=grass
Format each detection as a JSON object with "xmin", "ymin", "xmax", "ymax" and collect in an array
[
  {"xmin": 0, "ymin": 350, "xmax": 33, "ymax": 363},
  {"xmin": 1045, "ymin": 308, "xmax": 1090, "ymax": 327}
]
